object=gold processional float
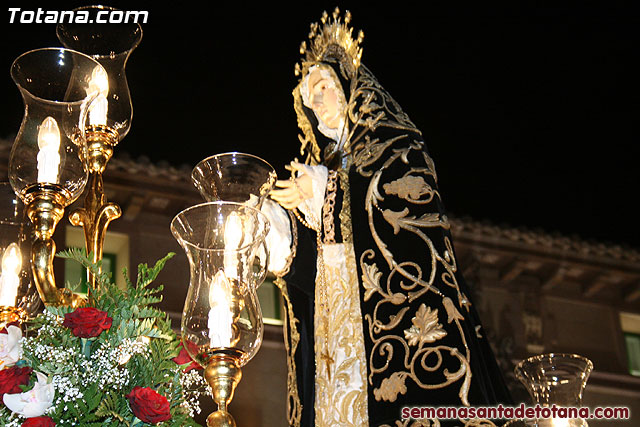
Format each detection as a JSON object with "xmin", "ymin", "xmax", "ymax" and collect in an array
[{"xmin": 0, "ymin": 6, "xmax": 593, "ymax": 427}]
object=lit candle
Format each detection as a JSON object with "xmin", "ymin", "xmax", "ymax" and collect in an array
[
  {"xmin": 0, "ymin": 243, "xmax": 22, "ymax": 307},
  {"xmin": 87, "ymin": 66, "xmax": 109, "ymax": 126},
  {"xmin": 208, "ymin": 270, "xmax": 234, "ymax": 348},
  {"xmin": 36, "ymin": 116, "xmax": 61, "ymax": 184}
]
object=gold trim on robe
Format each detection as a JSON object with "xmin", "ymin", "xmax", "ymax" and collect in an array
[{"xmin": 314, "ymin": 243, "xmax": 369, "ymax": 426}]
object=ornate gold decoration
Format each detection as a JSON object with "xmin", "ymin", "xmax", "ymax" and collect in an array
[
  {"xmin": 383, "ymin": 175, "xmax": 438, "ymax": 203},
  {"xmin": 0, "ymin": 306, "xmax": 28, "ymax": 325},
  {"xmin": 322, "ymin": 170, "xmax": 338, "ymax": 244},
  {"xmin": 314, "ymin": 244, "xmax": 368, "ymax": 426},
  {"xmin": 23, "ymin": 185, "xmax": 84, "ymax": 308},
  {"xmin": 293, "ymin": 85, "xmax": 321, "ymax": 165},
  {"xmin": 69, "ymin": 126, "xmax": 122, "ymax": 292},
  {"xmin": 404, "ymin": 304, "xmax": 447, "ymax": 347},
  {"xmin": 295, "ymin": 7, "xmax": 364, "ymax": 80},
  {"xmin": 274, "ymin": 211, "xmax": 302, "ymax": 427},
  {"xmin": 276, "ymin": 277, "xmax": 303, "ymax": 427},
  {"xmin": 337, "ymin": 169, "xmax": 353, "ymax": 243}
]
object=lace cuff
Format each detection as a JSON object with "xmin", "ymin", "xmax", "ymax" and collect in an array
[
  {"xmin": 297, "ymin": 164, "xmax": 328, "ymax": 228},
  {"xmin": 261, "ymin": 198, "xmax": 292, "ymax": 274}
]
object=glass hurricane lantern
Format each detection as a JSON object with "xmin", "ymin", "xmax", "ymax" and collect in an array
[
  {"xmin": 0, "ymin": 182, "xmax": 40, "ymax": 326},
  {"xmin": 9, "ymin": 47, "xmax": 106, "ymax": 307},
  {"xmin": 172, "ymin": 202, "xmax": 270, "ymax": 427},
  {"xmin": 513, "ymin": 353, "xmax": 593, "ymax": 427}
]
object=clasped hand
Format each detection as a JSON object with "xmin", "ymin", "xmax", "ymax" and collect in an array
[{"xmin": 270, "ymin": 161, "xmax": 313, "ymax": 210}]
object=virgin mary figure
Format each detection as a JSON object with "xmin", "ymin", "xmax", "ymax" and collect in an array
[{"xmin": 266, "ymin": 9, "xmax": 512, "ymax": 427}]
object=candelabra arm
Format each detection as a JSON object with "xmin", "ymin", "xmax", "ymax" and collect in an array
[
  {"xmin": 69, "ymin": 172, "xmax": 122, "ymax": 289},
  {"xmin": 69, "ymin": 126, "xmax": 122, "ymax": 290}
]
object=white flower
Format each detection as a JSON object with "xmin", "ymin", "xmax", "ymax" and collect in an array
[
  {"xmin": 3, "ymin": 371, "xmax": 55, "ymax": 417},
  {"xmin": 0, "ymin": 325, "xmax": 22, "ymax": 367}
]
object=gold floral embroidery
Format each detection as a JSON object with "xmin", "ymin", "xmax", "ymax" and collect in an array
[
  {"xmin": 359, "ymin": 140, "xmax": 473, "ymax": 408},
  {"xmin": 383, "ymin": 175, "xmax": 435, "ymax": 202},
  {"xmin": 373, "ymin": 371, "xmax": 407, "ymax": 402},
  {"xmin": 404, "ymin": 305, "xmax": 447, "ymax": 347}
]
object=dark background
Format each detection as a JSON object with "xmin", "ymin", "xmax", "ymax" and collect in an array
[{"xmin": 1, "ymin": 2, "xmax": 639, "ymax": 247}]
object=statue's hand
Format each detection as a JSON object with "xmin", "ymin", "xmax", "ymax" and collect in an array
[{"xmin": 270, "ymin": 161, "xmax": 313, "ymax": 210}]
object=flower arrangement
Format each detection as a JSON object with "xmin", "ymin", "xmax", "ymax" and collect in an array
[{"xmin": 0, "ymin": 250, "xmax": 208, "ymax": 426}]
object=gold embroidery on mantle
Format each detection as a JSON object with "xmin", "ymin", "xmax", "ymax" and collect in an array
[{"xmin": 359, "ymin": 139, "xmax": 473, "ymax": 408}]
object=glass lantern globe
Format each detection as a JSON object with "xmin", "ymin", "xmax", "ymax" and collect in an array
[
  {"xmin": 9, "ymin": 47, "xmax": 106, "ymax": 206},
  {"xmin": 56, "ymin": 5, "xmax": 142, "ymax": 143}
]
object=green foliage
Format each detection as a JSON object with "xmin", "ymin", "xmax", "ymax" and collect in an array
[{"xmin": 5, "ymin": 250, "xmax": 203, "ymax": 427}]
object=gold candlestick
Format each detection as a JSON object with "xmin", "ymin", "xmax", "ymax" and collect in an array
[
  {"xmin": 69, "ymin": 126, "xmax": 121, "ymax": 292},
  {"xmin": 204, "ymin": 353, "xmax": 243, "ymax": 427},
  {"xmin": 25, "ymin": 185, "xmax": 84, "ymax": 308}
]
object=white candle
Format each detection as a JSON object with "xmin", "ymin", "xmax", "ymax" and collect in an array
[
  {"xmin": 89, "ymin": 94, "xmax": 108, "ymax": 126},
  {"xmin": 0, "ymin": 243, "xmax": 22, "ymax": 307},
  {"xmin": 87, "ymin": 65, "xmax": 109, "ymax": 126},
  {"xmin": 36, "ymin": 116, "xmax": 61, "ymax": 184},
  {"xmin": 207, "ymin": 270, "xmax": 234, "ymax": 348}
]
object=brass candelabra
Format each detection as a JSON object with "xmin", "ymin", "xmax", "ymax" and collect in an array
[{"xmin": 68, "ymin": 125, "xmax": 122, "ymax": 292}]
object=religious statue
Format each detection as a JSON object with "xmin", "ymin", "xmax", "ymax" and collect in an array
[{"xmin": 265, "ymin": 9, "xmax": 512, "ymax": 427}]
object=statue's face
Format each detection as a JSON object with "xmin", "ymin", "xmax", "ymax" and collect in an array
[{"xmin": 307, "ymin": 69, "xmax": 344, "ymax": 129}]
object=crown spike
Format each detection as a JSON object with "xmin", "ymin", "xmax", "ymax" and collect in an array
[{"xmin": 296, "ymin": 9, "xmax": 364, "ymax": 79}]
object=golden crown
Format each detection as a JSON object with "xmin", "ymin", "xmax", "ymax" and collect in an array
[{"xmin": 295, "ymin": 7, "xmax": 364, "ymax": 79}]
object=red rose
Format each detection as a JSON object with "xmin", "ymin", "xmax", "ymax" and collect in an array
[
  {"xmin": 62, "ymin": 307, "xmax": 112, "ymax": 338},
  {"xmin": 126, "ymin": 386, "xmax": 171, "ymax": 424},
  {"xmin": 0, "ymin": 366, "xmax": 32, "ymax": 402},
  {"xmin": 22, "ymin": 416, "xmax": 55, "ymax": 426},
  {"xmin": 172, "ymin": 344, "xmax": 201, "ymax": 372}
]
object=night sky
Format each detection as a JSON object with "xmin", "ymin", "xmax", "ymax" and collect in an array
[{"xmin": 1, "ymin": 2, "xmax": 639, "ymax": 247}]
